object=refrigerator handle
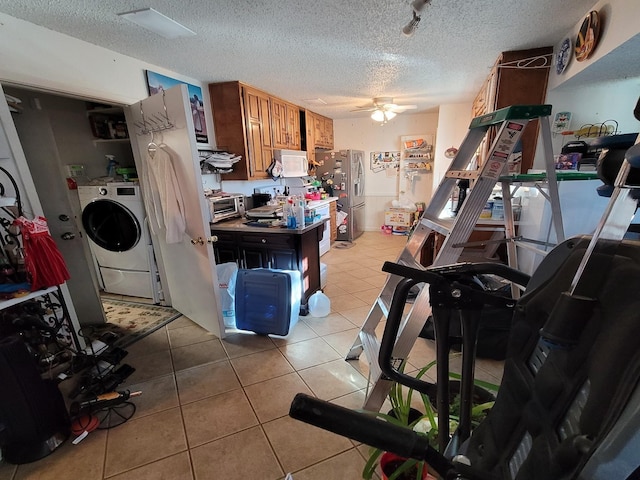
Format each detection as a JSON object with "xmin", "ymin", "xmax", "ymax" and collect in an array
[{"xmin": 354, "ymin": 158, "xmax": 365, "ymax": 197}]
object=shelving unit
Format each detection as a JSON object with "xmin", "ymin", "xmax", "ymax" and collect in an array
[
  {"xmin": 86, "ymin": 105, "xmax": 129, "ymax": 143},
  {"xmin": 399, "ymin": 134, "xmax": 434, "ymax": 204}
]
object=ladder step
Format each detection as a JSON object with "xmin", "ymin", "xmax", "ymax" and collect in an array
[
  {"xmin": 445, "ymin": 170, "xmax": 480, "ymax": 180},
  {"xmin": 470, "ymin": 104, "xmax": 552, "ymax": 129},
  {"xmin": 419, "ymin": 213, "xmax": 453, "ymax": 236}
]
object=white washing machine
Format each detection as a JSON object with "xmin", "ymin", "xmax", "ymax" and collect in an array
[{"xmin": 78, "ymin": 184, "xmax": 160, "ymax": 301}]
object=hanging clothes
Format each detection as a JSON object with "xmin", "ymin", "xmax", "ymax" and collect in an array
[
  {"xmin": 14, "ymin": 216, "xmax": 70, "ymax": 291},
  {"xmin": 140, "ymin": 144, "xmax": 186, "ymax": 244}
]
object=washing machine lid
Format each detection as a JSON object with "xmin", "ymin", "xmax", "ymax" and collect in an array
[{"xmin": 82, "ymin": 199, "xmax": 141, "ymax": 252}]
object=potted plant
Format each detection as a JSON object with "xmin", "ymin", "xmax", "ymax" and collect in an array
[
  {"xmin": 362, "ymin": 360, "xmax": 439, "ymax": 480},
  {"xmin": 361, "ymin": 360, "xmax": 498, "ymax": 480}
]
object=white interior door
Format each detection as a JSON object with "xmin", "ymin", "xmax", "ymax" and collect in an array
[{"xmin": 125, "ymin": 85, "xmax": 225, "ymax": 338}]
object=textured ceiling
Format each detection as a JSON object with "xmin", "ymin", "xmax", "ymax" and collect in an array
[{"xmin": 0, "ymin": 0, "xmax": 629, "ymax": 118}]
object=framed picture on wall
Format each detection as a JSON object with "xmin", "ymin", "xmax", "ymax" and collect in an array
[{"xmin": 145, "ymin": 70, "xmax": 209, "ymax": 145}]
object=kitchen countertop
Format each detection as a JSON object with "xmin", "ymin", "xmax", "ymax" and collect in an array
[
  {"xmin": 210, "ymin": 217, "xmax": 327, "ymax": 234},
  {"xmin": 306, "ymin": 197, "xmax": 338, "ymax": 209}
]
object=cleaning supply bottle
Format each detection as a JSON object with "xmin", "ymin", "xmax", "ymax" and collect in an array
[
  {"xmin": 106, "ymin": 155, "xmax": 118, "ymax": 178},
  {"xmin": 295, "ymin": 197, "xmax": 305, "ymax": 227},
  {"xmin": 286, "ymin": 198, "xmax": 297, "ymax": 228}
]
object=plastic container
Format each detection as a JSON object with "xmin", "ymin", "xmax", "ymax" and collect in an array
[
  {"xmin": 234, "ymin": 269, "xmax": 301, "ymax": 335},
  {"xmin": 308, "ymin": 291, "xmax": 331, "ymax": 318},
  {"xmin": 105, "ymin": 155, "xmax": 118, "ymax": 177},
  {"xmin": 295, "ymin": 199, "xmax": 305, "ymax": 227},
  {"xmin": 479, "ymin": 201, "xmax": 493, "ymax": 219},
  {"xmin": 491, "ymin": 197, "xmax": 504, "ymax": 220}
]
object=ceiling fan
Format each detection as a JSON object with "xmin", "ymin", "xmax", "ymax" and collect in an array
[{"xmin": 352, "ymin": 97, "xmax": 418, "ymax": 123}]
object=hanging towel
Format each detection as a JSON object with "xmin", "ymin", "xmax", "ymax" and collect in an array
[
  {"xmin": 141, "ymin": 145, "xmax": 186, "ymax": 244},
  {"xmin": 14, "ymin": 216, "xmax": 70, "ymax": 290}
]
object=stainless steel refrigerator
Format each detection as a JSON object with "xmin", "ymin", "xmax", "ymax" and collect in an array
[{"xmin": 316, "ymin": 149, "xmax": 365, "ymax": 241}]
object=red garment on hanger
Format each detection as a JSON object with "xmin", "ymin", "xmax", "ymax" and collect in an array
[{"xmin": 14, "ymin": 216, "xmax": 70, "ymax": 291}]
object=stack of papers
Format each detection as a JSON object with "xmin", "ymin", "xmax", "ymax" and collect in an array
[{"xmin": 202, "ymin": 151, "xmax": 242, "ymax": 173}]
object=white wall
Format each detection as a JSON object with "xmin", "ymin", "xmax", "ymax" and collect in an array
[
  {"xmin": 547, "ymin": 0, "xmax": 640, "ymax": 91},
  {"xmin": 0, "ymin": 12, "xmax": 215, "ymax": 149},
  {"xmin": 433, "ymin": 104, "xmax": 473, "ymax": 187},
  {"xmin": 333, "ymin": 113, "xmax": 439, "ymax": 231}
]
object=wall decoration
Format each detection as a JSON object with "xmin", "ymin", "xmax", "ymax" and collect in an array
[
  {"xmin": 552, "ymin": 111, "xmax": 572, "ymax": 134},
  {"xmin": 371, "ymin": 151, "xmax": 400, "ymax": 173},
  {"xmin": 575, "ymin": 11, "xmax": 601, "ymax": 62},
  {"xmin": 145, "ymin": 70, "xmax": 209, "ymax": 144},
  {"xmin": 555, "ymin": 37, "xmax": 572, "ymax": 74}
]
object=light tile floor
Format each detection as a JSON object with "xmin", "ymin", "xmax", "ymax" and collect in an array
[{"xmin": 0, "ymin": 232, "xmax": 504, "ymax": 480}]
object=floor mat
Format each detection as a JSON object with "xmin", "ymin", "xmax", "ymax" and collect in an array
[
  {"xmin": 333, "ymin": 241, "xmax": 356, "ymax": 249},
  {"xmin": 85, "ymin": 299, "xmax": 181, "ymax": 348}
]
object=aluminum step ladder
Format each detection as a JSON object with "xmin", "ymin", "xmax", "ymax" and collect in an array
[{"xmin": 347, "ymin": 104, "xmax": 562, "ymax": 411}]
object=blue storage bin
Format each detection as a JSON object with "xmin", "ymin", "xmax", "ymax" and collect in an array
[{"xmin": 234, "ymin": 269, "xmax": 301, "ymax": 336}]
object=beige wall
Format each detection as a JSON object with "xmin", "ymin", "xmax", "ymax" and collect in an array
[{"xmin": 333, "ymin": 113, "xmax": 439, "ymax": 232}]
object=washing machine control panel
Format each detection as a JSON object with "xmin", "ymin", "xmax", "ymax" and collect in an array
[{"xmin": 99, "ymin": 187, "xmax": 108, "ymax": 196}]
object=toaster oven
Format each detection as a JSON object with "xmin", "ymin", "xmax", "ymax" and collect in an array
[{"xmin": 207, "ymin": 193, "xmax": 245, "ymax": 223}]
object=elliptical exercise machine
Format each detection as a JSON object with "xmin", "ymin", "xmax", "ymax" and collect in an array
[{"xmin": 290, "ymin": 100, "xmax": 640, "ymax": 480}]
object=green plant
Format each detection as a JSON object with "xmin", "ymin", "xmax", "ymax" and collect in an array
[
  {"xmin": 362, "ymin": 360, "xmax": 438, "ymax": 480},
  {"xmin": 361, "ymin": 360, "xmax": 499, "ymax": 480}
]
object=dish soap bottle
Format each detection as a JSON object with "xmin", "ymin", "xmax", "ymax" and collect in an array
[{"xmin": 106, "ymin": 155, "xmax": 118, "ymax": 178}]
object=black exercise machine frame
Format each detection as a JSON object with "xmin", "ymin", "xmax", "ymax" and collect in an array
[{"xmin": 290, "ymin": 260, "xmax": 530, "ymax": 480}]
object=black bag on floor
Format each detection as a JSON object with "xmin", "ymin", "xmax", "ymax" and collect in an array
[{"xmin": 418, "ymin": 282, "xmax": 513, "ymax": 360}]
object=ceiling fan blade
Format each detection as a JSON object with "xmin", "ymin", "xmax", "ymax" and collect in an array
[
  {"xmin": 391, "ymin": 105, "xmax": 418, "ymax": 111},
  {"xmin": 350, "ymin": 106, "xmax": 378, "ymax": 112}
]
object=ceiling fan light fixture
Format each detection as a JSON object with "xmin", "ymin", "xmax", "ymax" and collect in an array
[
  {"xmin": 371, "ymin": 109, "xmax": 386, "ymax": 122},
  {"xmin": 385, "ymin": 111, "xmax": 397, "ymax": 121},
  {"xmin": 402, "ymin": 11, "xmax": 421, "ymax": 37}
]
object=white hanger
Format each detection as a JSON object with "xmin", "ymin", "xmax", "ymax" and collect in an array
[{"xmin": 147, "ymin": 130, "xmax": 158, "ymax": 158}]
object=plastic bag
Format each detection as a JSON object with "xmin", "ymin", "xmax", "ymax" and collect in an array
[
  {"xmin": 216, "ymin": 262, "xmax": 238, "ymax": 328},
  {"xmin": 308, "ymin": 291, "xmax": 330, "ymax": 317}
]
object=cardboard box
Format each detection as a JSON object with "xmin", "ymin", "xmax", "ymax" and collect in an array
[{"xmin": 385, "ymin": 208, "xmax": 415, "ymax": 227}]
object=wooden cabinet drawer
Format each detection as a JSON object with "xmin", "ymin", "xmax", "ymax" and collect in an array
[{"xmin": 240, "ymin": 234, "xmax": 294, "ymax": 248}]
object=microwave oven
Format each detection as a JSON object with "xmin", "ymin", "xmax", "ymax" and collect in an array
[
  {"xmin": 274, "ymin": 149, "xmax": 308, "ymax": 177},
  {"xmin": 207, "ymin": 193, "xmax": 245, "ymax": 223}
]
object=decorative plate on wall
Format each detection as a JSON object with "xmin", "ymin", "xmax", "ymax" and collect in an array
[
  {"xmin": 575, "ymin": 10, "xmax": 601, "ymax": 62},
  {"xmin": 555, "ymin": 37, "xmax": 572, "ymax": 74}
]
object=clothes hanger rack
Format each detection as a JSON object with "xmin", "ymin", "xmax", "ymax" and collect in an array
[{"xmin": 133, "ymin": 91, "xmax": 174, "ymax": 136}]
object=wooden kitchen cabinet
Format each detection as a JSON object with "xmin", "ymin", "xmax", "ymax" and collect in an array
[
  {"xmin": 271, "ymin": 98, "xmax": 301, "ymax": 150},
  {"xmin": 208, "ymin": 81, "xmax": 272, "ymax": 180},
  {"xmin": 211, "ymin": 231, "xmax": 241, "ymax": 265},
  {"xmin": 210, "ymin": 221, "xmax": 324, "ymax": 307},
  {"xmin": 313, "ymin": 113, "xmax": 334, "ymax": 149},
  {"xmin": 239, "ymin": 233, "xmax": 296, "ymax": 270},
  {"xmin": 304, "ymin": 110, "xmax": 317, "ymax": 167},
  {"xmin": 209, "ymin": 81, "xmax": 304, "ymax": 180},
  {"xmin": 301, "ymin": 109, "xmax": 334, "ymax": 171},
  {"xmin": 472, "ymin": 47, "xmax": 552, "ymax": 174},
  {"xmin": 323, "ymin": 116, "xmax": 334, "ymax": 148}
]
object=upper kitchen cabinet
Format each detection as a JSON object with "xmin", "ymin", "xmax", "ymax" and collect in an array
[
  {"xmin": 271, "ymin": 98, "xmax": 301, "ymax": 150},
  {"xmin": 209, "ymin": 81, "xmax": 272, "ymax": 180},
  {"xmin": 314, "ymin": 113, "xmax": 334, "ymax": 149},
  {"xmin": 472, "ymin": 46, "xmax": 552, "ymax": 174},
  {"xmin": 302, "ymin": 110, "xmax": 334, "ymax": 170}
]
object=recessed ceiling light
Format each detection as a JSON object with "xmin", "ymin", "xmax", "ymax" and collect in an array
[{"xmin": 117, "ymin": 8, "xmax": 196, "ymax": 39}]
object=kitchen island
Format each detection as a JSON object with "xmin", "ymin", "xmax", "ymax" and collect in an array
[{"xmin": 210, "ymin": 218, "xmax": 327, "ymax": 314}]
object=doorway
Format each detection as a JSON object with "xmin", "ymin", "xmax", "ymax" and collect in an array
[{"xmin": 3, "ymin": 85, "xmax": 159, "ymax": 326}]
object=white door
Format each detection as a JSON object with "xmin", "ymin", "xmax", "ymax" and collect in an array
[{"xmin": 125, "ymin": 85, "xmax": 225, "ymax": 338}]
